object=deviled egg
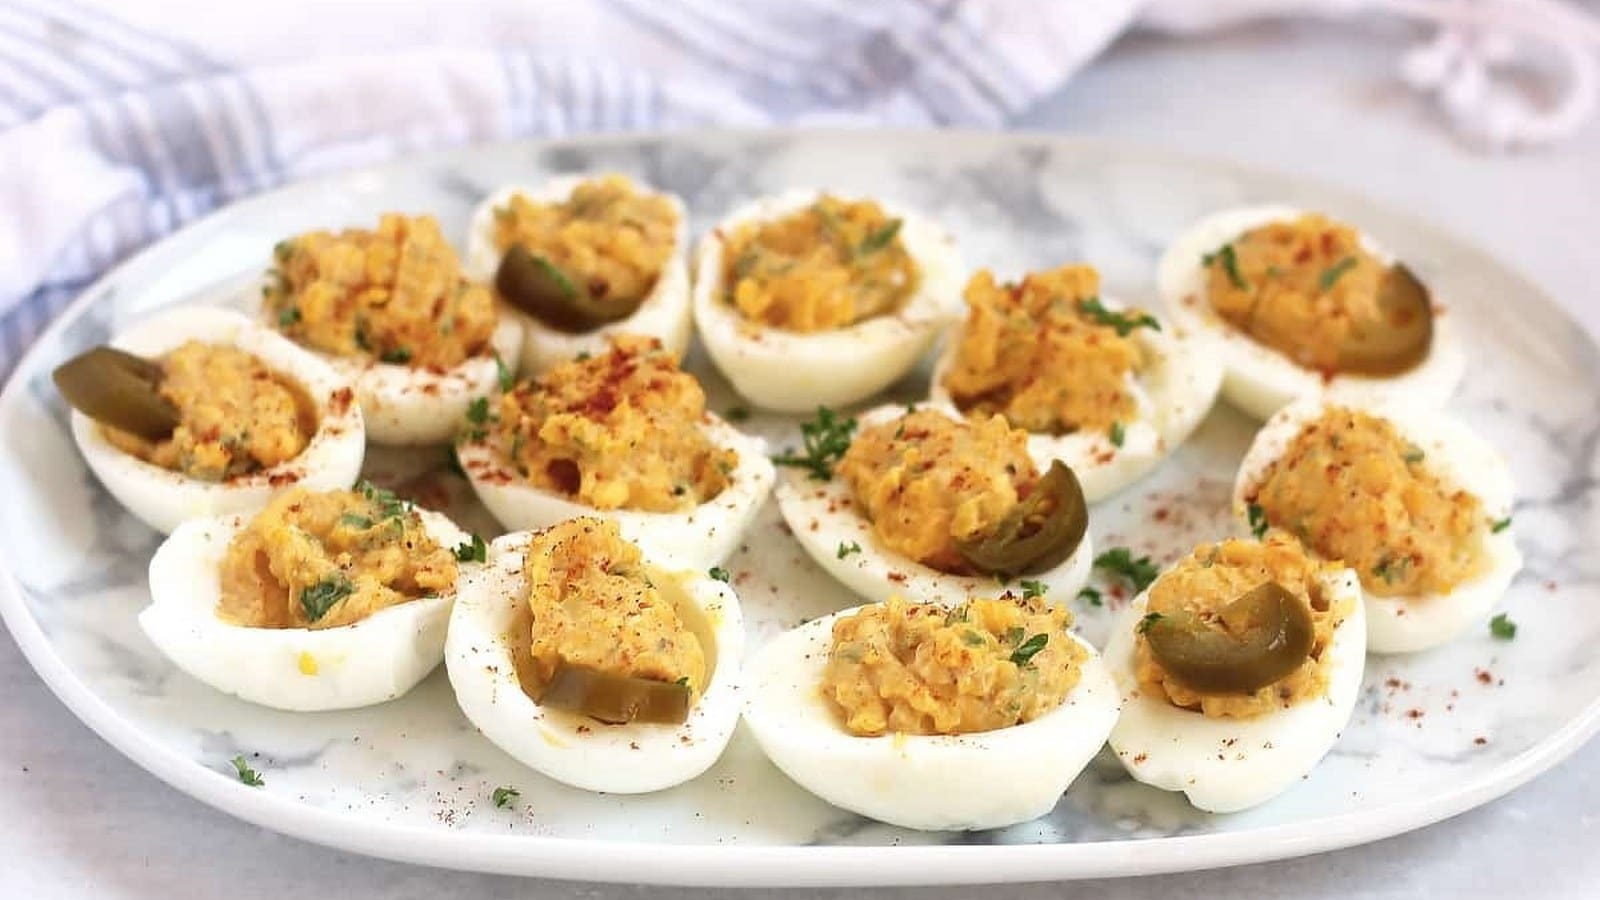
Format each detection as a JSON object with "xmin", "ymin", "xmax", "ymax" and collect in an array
[
  {"xmin": 1105, "ymin": 535, "xmax": 1366, "ymax": 813},
  {"xmin": 56, "ymin": 306, "xmax": 364, "ymax": 534},
  {"xmin": 1157, "ymin": 205, "xmax": 1465, "ymax": 420},
  {"xmin": 930, "ymin": 264, "xmax": 1222, "ymax": 503},
  {"xmin": 457, "ymin": 335, "xmax": 774, "ymax": 570},
  {"xmin": 775, "ymin": 404, "xmax": 1093, "ymax": 606},
  {"xmin": 446, "ymin": 518, "xmax": 743, "ymax": 794},
  {"xmin": 263, "ymin": 212, "xmax": 524, "ymax": 445},
  {"xmin": 141, "ymin": 483, "xmax": 477, "ymax": 711},
  {"xmin": 464, "ymin": 174, "xmax": 691, "ymax": 373},
  {"xmin": 744, "ymin": 592, "xmax": 1119, "ymax": 830},
  {"xmin": 1233, "ymin": 398, "xmax": 1520, "ymax": 653},
  {"xmin": 693, "ymin": 190, "xmax": 964, "ymax": 411}
]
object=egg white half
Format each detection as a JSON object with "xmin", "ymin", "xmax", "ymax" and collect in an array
[
  {"xmin": 929, "ymin": 296, "xmax": 1222, "ymax": 504},
  {"xmin": 445, "ymin": 531, "xmax": 744, "ymax": 794},
  {"xmin": 692, "ymin": 190, "xmax": 965, "ymax": 412},
  {"xmin": 1157, "ymin": 204, "xmax": 1465, "ymax": 420},
  {"xmin": 463, "ymin": 176, "xmax": 692, "ymax": 374},
  {"xmin": 743, "ymin": 604, "xmax": 1120, "ymax": 831},
  {"xmin": 458, "ymin": 414, "xmax": 775, "ymax": 570},
  {"xmin": 1233, "ymin": 397, "xmax": 1521, "ymax": 654},
  {"xmin": 1105, "ymin": 566, "xmax": 1366, "ymax": 813},
  {"xmin": 775, "ymin": 404, "xmax": 1093, "ymax": 607},
  {"xmin": 140, "ymin": 507, "xmax": 472, "ymax": 711},
  {"xmin": 70, "ymin": 305, "xmax": 365, "ymax": 535}
]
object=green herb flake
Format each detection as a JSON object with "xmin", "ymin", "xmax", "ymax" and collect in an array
[
  {"xmin": 1318, "ymin": 256, "xmax": 1359, "ymax": 292},
  {"xmin": 1372, "ymin": 555, "xmax": 1413, "ymax": 585},
  {"xmin": 1208, "ymin": 243, "xmax": 1249, "ymax": 290},
  {"xmin": 230, "ymin": 755, "xmax": 264, "ymax": 787},
  {"xmin": 708, "ymin": 566, "xmax": 731, "ymax": 583},
  {"xmin": 771, "ymin": 406, "xmax": 858, "ymax": 481},
  {"xmin": 1077, "ymin": 297, "xmax": 1161, "ymax": 337},
  {"xmin": 299, "ymin": 576, "xmax": 354, "ymax": 622},
  {"xmin": 1094, "ymin": 547, "xmax": 1161, "ymax": 593},
  {"xmin": 491, "ymin": 786, "xmax": 520, "ymax": 808},
  {"xmin": 1402, "ymin": 445, "xmax": 1426, "ymax": 464},
  {"xmin": 379, "ymin": 347, "xmax": 413, "ymax": 365},
  {"xmin": 1489, "ymin": 613, "xmax": 1517, "ymax": 640},
  {"xmin": 855, "ymin": 218, "xmax": 903, "ymax": 257},
  {"xmin": 575, "ymin": 351, "xmax": 592, "ymax": 362},
  {"xmin": 454, "ymin": 534, "xmax": 488, "ymax": 563},
  {"xmin": 1019, "ymin": 579, "xmax": 1047, "ymax": 600},
  {"xmin": 836, "ymin": 541, "xmax": 862, "ymax": 560},
  {"xmin": 1247, "ymin": 502, "xmax": 1269, "ymax": 540},
  {"xmin": 725, "ymin": 406, "xmax": 751, "ymax": 423},
  {"xmin": 1109, "ymin": 421, "xmax": 1125, "ymax": 448},
  {"xmin": 1009, "ymin": 633, "xmax": 1049, "ymax": 667},
  {"xmin": 1137, "ymin": 612, "xmax": 1164, "ymax": 634},
  {"xmin": 277, "ymin": 306, "xmax": 301, "ymax": 328},
  {"xmin": 531, "ymin": 254, "xmax": 577, "ymax": 300},
  {"xmin": 495, "ymin": 352, "xmax": 515, "ymax": 392},
  {"xmin": 466, "ymin": 396, "xmax": 491, "ymax": 425},
  {"xmin": 338, "ymin": 513, "xmax": 374, "ymax": 530},
  {"xmin": 1076, "ymin": 586, "xmax": 1103, "ymax": 607},
  {"xmin": 961, "ymin": 629, "xmax": 987, "ymax": 647},
  {"xmin": 1491, "ymin": 516, "xmax": 1512, "ymax": 533}
]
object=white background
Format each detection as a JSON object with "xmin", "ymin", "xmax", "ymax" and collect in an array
[{"xmin": 3, "ymin": 19, "xmax": 1597, "ymax": 900}]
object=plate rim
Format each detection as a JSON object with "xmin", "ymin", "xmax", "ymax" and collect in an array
[{"xmin": 3, "ymin": 128, "xmax": 1598, "ymax": 886}]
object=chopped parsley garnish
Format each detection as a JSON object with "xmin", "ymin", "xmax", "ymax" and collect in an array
[
  {"xmin": 1491, "ymin": 516, "xmax": 1512, "ymax": 533},
  {"xmin": 356, "ymin": 479, "xmax": 411, "ymax": 520},
  {"xmin": 491, "ymin": 786, "xmax": 520, "ymax": 808},
  {"xmin": 1077, "ymin": 297, "xmax": 1161, "ymax": 337},
  {"xmin": 277, "ymin": 306, "xmax": 301, "ymax": 327},
  {"xmin": 463, "ymin": 396, "xmax": 494, "ymax": 440},
  {"xmin": 1136, "ymin": 612, "xmax": 1164, "ymax": 634},
  {"xmin": 1009, "ymin": 633, "xmax": 1048, "ymax": 667},
  {"xmin": 230, "ymin": 755, "xmax": 264, "ymax": 787},
  {"xmin": 725, "ymin": 406, "xmax": 751, "ymax": 423},
  {"xmin": 575, "ymin": 351, "xmax": 592, "ymax": 362},
  {"xmin": 854, "ymin": 218, "xmax": 903, "ymax": 257},
  {"xmin": 1247, "ymin": 502, "xmax": 1269, "ymax": 539},
  {"xmin": 495, "ymin": 352, "xmax": 515, "ymax": 392},
  {"xmin": 1203, "ymin": 243, "xmax": 1249, "ymax": 290},
  {"xmin": 1373, "ymin": 555, "xmax": 1413, "ymax": 585},
  {"xmin": 772, "ymin": 406, "xmax": 857, "ymax": 480},
  {"xmin": 530, "ymin": 254, "xmax": 577, "ymax": 299},
  {"xmin": 379, "ymin": 347, "xmax": 413, "ymax": 365},
  {"xmin": 836, "ymin": 541, "xmax": 862, "ymax": 560},
  {"xmin": 454, "ymin": 534, "xmax": 487, "ymax": 563},
  {"xmin": 1018, "ymin": 579, "xmax": 1048, "ymax": 600},
  {"xmin": 338, "ymin": 513, "xmax": 374, "ymax": 530},
  {"xmin": 707, "ymin": 566, "xmax": 731, "ymax": 583},
  {"xmin": 300, "ymin": 576, "xmax": 354, "ymax": 622},
  {"xmin": 1318, "ymin": 256, "xmax": 1358, "ymax": 292},
  {"xmin": 1094, "ymin": 547, "xmax": 1160, "ymax": 593},
  {"xmin": 961, "ymin": 629, "xmax": 987, "ymax": 647},
  {"xmin": 1489, "ymin": 612, "xmax": 1517, "ymax": 640},
  {"xmin": 1402, "ymin": 445, "xmax": 1426, "ymax": 464},
  {"xmin": 1076, "ymin": 586, "xmax": 1103, "ymax": 607},
  {"xmin": 1109, "ymin": 421, "xmax": 1125, "ymax": 448}
]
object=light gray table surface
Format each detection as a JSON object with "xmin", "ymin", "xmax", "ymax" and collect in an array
[{"xmin": 4, "ymin": 20, "xmax": 1596, "ymax": 900}]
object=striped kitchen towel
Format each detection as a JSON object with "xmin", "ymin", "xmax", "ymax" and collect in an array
[{"xmin": 0, "ymin": 0, "xmax": 1143, "ymax": 377}]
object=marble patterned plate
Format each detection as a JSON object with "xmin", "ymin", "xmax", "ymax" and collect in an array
[{"xmin": 2, "ymin": 132, "xmax": 1597, "ymax": 887}]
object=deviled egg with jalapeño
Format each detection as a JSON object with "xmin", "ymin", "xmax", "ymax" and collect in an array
[
  {"xmin": 693, "ymin": 190, "xmax": 964, "ymax": 411},
  {"xmin": 1105, "ymin": 535, "xmax": 1366, "ymax": 813},
  {"xmin": 775, "ymin": 404, "xmax": 1093, "ymax": 606},
  {"xmin": 263, "ymin": 213, "xmax": 524, "ymax": 445},
  {"xmin": 446, "ymin": 518, "xmax": 743, "ymax": 794},
  {"xmin": 456, "ymin": 336, "xmax": 774, "ymax": 570},
  {"xmin": 464, "ymin": 174, "xmax": 691, "ymax": 373},
  {"xmin": 141, "ymin": 483, "xmax": 478, "ymax": 711},
  {"xmin": 1158, "ymin": 206, "xmax": 1464, "ymax": 419},
  {"xmin": 744, "ymin": 591, "xmax": 1119, "ymax": 830},
  {"xmin": 931, "ymin": 264, "xmax": 1222, "ymax": 503},
  {"xmin": 1234, "ymin": 399, "xmax": 1520, "ymax": 653},
  {"xmin": 56, "ymin": 306, "xmax": 365, "ymax": 534}
]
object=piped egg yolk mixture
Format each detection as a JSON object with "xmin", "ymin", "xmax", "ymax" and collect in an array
[
  {"xmin": 266, "ymin": 213, "xmax": 497, "ymax": 368},
  {"xmin": 516, "ymin": 517, "xmax": 706, "ymax": 696},
  {"xmin": 1136, "ymin": 536, "xmax": 1350, "ymax": 719},
  {"xmin": 102, "ymin": 340, "xmax": 315, "ymax": 481},
  {"xmin": 823, "ymin": 594, "xmax": 1085, "ymax": 736},
  {"xmin": 1249, "ymin": 406, "xmax": 1486, "ymax": 598},
  {"xmin": 217, "ymin": 485, "xmax": 458, "ymax": 630},
  {"xmin": 493, "ymin": 175, "xmax": 679, "ymax": 308},
  {"xmin": 721, "ymin": 194, "xmax": 917, "ymax": 332},
  {"xmin": 1204, "ymin": 214, "xmax": 1389, "ymax": 372},
  {"xmin": 837, "ymin": 409, "xmax": 1037, "ymax": 574},
  {"xmin": 942, "ymin": 265, "xmax": 1148, "ymax": 434},
  {"xmin": 491, "ymin": 335, "xmax": 734, "ymax": 512}
]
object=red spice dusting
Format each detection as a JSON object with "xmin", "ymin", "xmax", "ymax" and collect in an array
[
  {"xmin": 887, "ymin": 572, "xmax": 908, "ymax": 584},
  {"xmin": 1132, "ymin": 753, "xmax": 1148, "ymax": 765},
  {"xmin": 1473, "ymin": 736, "xmax": 1488, "ymax": 745},
  {"xmin": 1475, "ymin": 668, "xmax": 1494, "ymax": 685}
]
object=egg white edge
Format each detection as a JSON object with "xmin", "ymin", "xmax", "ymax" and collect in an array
[
  {"xmin": 1231, "ymin": 397, "xmax": 1522, "ymax": 654},
  {"xmin": 774, "ymin": 403, "xmax": 1093, "ymax": 607},
  {"xmin": 70, "ymin": 305, "xmax": 366, "ymax": 535},
  {"xmin": 1156, "ymin": 204, "xmax": 1466, "ymax": 421},
  {"xmin": 139, "ymin": 506, "xmax": 472, "ymax": 711},
  {"xmin": 444, "ymin": 530, "xmax": 745, "ymax": 794},
  {"xmin": 690, "ymin": 189, "xmax": 966, "ymax": 412},
  {"xmin": 742, "ymin": 603, "xmax": 1120, "ymax": 831},
  {"xmin": 462, "ymin": 175, "xmax": 693, "ymax": 373},
  {"xmin": 928, "ymin": 295, "xmax": 1223, "ymax": 504},
  {"xmin": 1105, "ymin": 565, "xmax": 1367, "ymax": 814}
]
